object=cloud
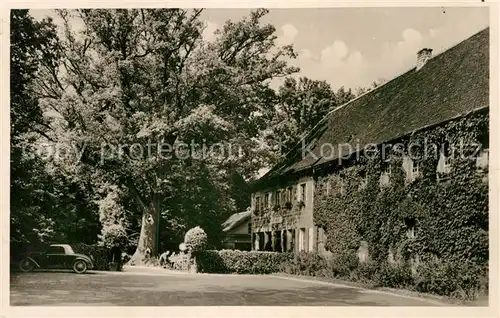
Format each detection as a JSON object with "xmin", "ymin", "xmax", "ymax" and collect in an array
[
  {"xmin": 429, "ymin": 28, "xmax": 441, "ymax": 38},
  {"xmin": 320, "ymin": 41, "xmax": 349, "ymax": 66},
  {"xmin": 202, "ymin": 21, "xmax": 218, "ymax": 42},
  {"xmin": 299, "ymin": 48, "xmax": 314, "ymax": 60},
  {"xmin": 286, "ymin": 29, "xmax": 425, "ymax": 90},
  {"xmin": 293, "ymin": 40, "xmax": 367, "ymax": 89},
  {"xmin": 277, "ymin": 23, "xmax": 298, "ymax": 45}
]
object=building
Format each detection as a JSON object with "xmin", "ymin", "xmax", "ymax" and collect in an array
[
  {"xmin": 221, "ymin": 210, "xmax": 252, "ymax": 250},
  {"xmin": 250, "ymin": 28, "xmax": 489, "ymax": 254}
]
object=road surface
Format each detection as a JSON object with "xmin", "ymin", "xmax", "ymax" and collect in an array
[{"xmin": 10, "ymin": 269, "xmax": 446, "ymax": 306}]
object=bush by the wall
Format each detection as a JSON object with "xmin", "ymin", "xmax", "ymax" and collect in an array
[
  {"xmin": 413, "ymin": 258, "xmax": 487, "ymax": 300},
  {"xmin": 279, "ymin": 251, "xmax": 328, "ymax": 276},
  {"xmin": 72, "ymin": 243, "xmax": 110, "ymax": 271},
  {"xmin": 196, "ymin": 250, "xmax": 293, "ymax": 274},
  {"xmin": 373, "ymin": 262, "xmax": 414, "ymax": 289}
]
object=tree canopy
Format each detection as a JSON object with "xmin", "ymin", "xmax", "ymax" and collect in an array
[{"xmin": 11, "ymin": 9, "xmax": 378, "ymax": 261}]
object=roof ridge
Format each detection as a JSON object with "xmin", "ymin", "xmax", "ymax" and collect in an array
[{"xmin": 260, "ymin": 27, "xmax": 489, "ymax": 181}]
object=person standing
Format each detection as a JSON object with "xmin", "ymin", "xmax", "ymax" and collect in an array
[{"xmin": 109, "ymin": 243, "xmax": 122, "ymax": 271}]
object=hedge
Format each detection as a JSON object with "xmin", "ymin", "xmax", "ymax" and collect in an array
[
  {"xmin": 72, "ymin": 243, "xmax": 112, "ymax": 271},
  {"xmin": 279, "ymin": 251, "xmax": 487, "ymax": 300},
  {"xmin": 195, "ymin": 250, "xmax": 293, "ymax": 274}
]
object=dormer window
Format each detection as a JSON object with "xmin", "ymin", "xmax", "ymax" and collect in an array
[
  {"xmin": 405, "ymin": 217, "xmax": 417, "ymax": 239},
  {"xmin": 408, "ymin": 159, "xmax": 422, "ymax": 181},
  {"xmin": 412, "ymin": 163, "xmax": 420, "ymax": 178},
  {"xmin": 380, "ymin": 160, "xmax": 391, "ymax": 186}
]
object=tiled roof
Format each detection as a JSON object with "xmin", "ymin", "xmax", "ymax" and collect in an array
[
  {"xmin": 260, "ymin": 27, "xmax": 489, "ymax": 183},
  {"xmin": 222, "ymin": 210, "xmax": 251, "ymax": 232}
]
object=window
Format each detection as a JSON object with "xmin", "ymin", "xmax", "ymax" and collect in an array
[
  {"xmin": 380, "ymin": 161, "xmax": 391, "ymax": 186},
  {"xmin": 443, "ymin": 157, "xmax": 451, "ymax": 174},
  {"xmin": 281, "ymin": 189, "xmax": 287, "ymax": 205},
  {"xmin": 437, "ymin": 147, "xmax": 452, "ymax": 175},
  {"xmin": 48, "ymin": 246, "xmax": 65, "ymax": 254},
  {"xmin": 412, "ymin": 163, "xmax": 420, "ymax": 178},
  {"xmin": 408, "ymin": 159, "xmax": 422, "ymax": 181},
  {"xmin": 405, "ymin": 218, "xmax": 416, "ymax": 239},
  {"xmin": 255, "ymin": 196, "xmax": 261, "ymax": 213},
  {"xmin": 286, "ymin": 187, "xmax": 293, "ymax": 203},
  {"xmin": 264, "ymin": 193, "xmax": 270, "ymax": 209},
  {"xmin": 359, "ymin": 170, "xmax": 368, "ymax": 189},
  {"xmin": 299, "ymin": 183, "xmax": 306, "ymax": 202},
  {"xmin": 275, "ymin": 190, "xmax": 281, "ymax": 206},
  {"xmin": 247, "ymin": 222, "xmax": 252, "ymax": 234}
]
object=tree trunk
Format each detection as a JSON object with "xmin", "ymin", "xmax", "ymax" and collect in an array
[{"xmin": 128, "ymin": 201, "xmax": 159, "ymax": 266}]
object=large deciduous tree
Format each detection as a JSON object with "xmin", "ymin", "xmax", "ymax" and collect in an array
[
  {"xmin": 269, "ymin": 77, "xmax": 337, "ymax": 156},
  {"xmin": 11, "ymin": 10, "xmax": 101, "ymax": 257},
  {"xmin": 36, "ymin": 9, "xmax": 298, "ymax": 263}
]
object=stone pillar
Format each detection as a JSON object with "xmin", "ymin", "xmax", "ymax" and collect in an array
[
  {"xmin": 271, "ymin": 231, "xmax": 276, "ymax": 251},
  {"xmin": 280, "ymin": 230, "xmax": 285, "ymax": 252},
  {"xmin": 264, "ymin": 232, "xmax": 270, "ymax": 251},
  {"xmin": 286, "ymin": 230, "xmax": 292, "ymax": 252},
  {"xmin": 304, "ymin": 228, "xmax": 309, "ymax": 252},
  {"xmin": 259, "ymin": 232, "xmax": 265, "ymax": 251},
  {"xmin": 253, "ymin": 233, "xmax": 260, "ymax": 251},
  {"xmin": 294, "ymin": 229, "xmax": 300, "ymax": 253}
]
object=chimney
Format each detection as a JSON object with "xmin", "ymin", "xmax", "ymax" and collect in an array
[{"xmin": 416, "ymin": 48, "xmax": 433, "ymax": 71}]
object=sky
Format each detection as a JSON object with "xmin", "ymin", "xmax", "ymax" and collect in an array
[
  {"xmin": 30, "ymin": 7, "xmax": 489, "ymax": 91},
  {"xmin": 201, "ymin": 7, "xmax": 489, "ymax": 90}
]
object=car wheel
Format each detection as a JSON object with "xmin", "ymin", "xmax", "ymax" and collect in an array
[
  {"xmin": 73, "ymin": 260, "xmax": 88, "ymax": 274},
  {"xmin": 19, "ymin": 258, "xmax": 35, "ymax": 272}
]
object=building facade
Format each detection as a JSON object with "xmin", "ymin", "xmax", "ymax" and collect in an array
[
  {"xmin": 250, "ymin": 28, "xmax": 489, "ymax": 257},
  {"xmin": 222, "ymin": 210, "xmax": 252, "ymax": 250}
]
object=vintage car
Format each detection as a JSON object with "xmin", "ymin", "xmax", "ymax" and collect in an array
[{"xmin": 18, "ymin": 244, "xmax": 94, "ymax": 274}]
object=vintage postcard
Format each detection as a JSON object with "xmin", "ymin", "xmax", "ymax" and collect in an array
[{"xmin": 1, "ymin": 1, "xmax": 498, "ymax": 318}]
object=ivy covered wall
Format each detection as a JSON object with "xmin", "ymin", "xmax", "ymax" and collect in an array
[{"xmin": 314, "ymin": 109, "xmax": 489, "ymax": 269}]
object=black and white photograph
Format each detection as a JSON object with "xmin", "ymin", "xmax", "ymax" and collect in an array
[{"xmin": 4, "ymin": 2, "xmax": 496, "ymax": 313}]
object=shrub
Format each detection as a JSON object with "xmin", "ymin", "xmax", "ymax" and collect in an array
[
  {"xmin": 196, "ymin": 250, "xmax": 293, "ymax": 274},
  {"xmin": 184, "ymin": 226, "xmax": 208, "ymax": 253},
  {"xmin": 72, "ymin": 243, "xmax": 110, "ymax": 271},
  {"xmin": 413, "ymin": 258, "xmax": 487, "ymax": 299},
  {"xmin": 169, "ymin": 253, "xmax": 192, "ymax": 271},
  {"xmin": 374, "ymin": 262, "xmax": 414, "ymax": 289},
  {"xmin": 328, "ymin": 252, "xmax": 360, "ymax": 278},
  {"xmin": 279, "ymin": 251, "xmax": 327, "ymax": 276},
  {"xmin": 350, "ymin": 260, "xmax": 379, "ymax": 283}
]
